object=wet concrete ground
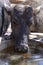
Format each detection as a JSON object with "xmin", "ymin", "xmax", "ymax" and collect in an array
[
  {"xmin": 0, "ymin": 54, "xmax": 43, "ymax": 65},
  {"xmin": 0, "ymin": 44, "xmax": 43, "ymax": 65},
  {"xmin": 0, "ymin": 32, "xmax": 43, "ymax": 65}
]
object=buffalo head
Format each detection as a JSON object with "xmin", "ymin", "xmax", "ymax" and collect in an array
[
  {"xmin": 4, "ymin": 3, "xmax": 41, "ymax": 53},
  {"xmin": 10, "ymin": 4, "xmax": 34, "ymax": 53}
]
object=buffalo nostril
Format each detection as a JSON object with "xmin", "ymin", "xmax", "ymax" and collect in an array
[
  {"xmin": 30, "ymin": 17, "xmax": 34, "ymax": 25},
  {"xmin": 23, "ymin": 47, "xmax": 28, "ymax": 53},
  {"xmin": 14, "ymin": 44, "xmax": 29, "ymax": 53}
]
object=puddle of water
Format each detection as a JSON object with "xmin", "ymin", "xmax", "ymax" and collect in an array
[
  {"xmin": 0, "ymin": 60, "xmax": 9, "ymax": 65},
  {"xmin": 38, "ymin": 60, "xmax": 43, "ymax": 65},
  {"xmin": 16, "ymin": 58, "xmax": 43, "ymax": 65},
  {"xmin": 0, "ymin": 35, "xmax": 43, "ymax": 65},
  {"xmin": 0, "ymin": 56, "xmax": 43, "ymax": 65}
]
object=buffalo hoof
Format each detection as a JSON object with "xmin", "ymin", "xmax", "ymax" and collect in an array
[{"xmin": 14, "ymin": 44, "xmax": 29, "ymax": 53}]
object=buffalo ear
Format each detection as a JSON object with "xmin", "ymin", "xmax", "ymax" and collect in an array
[
  {"xmin": 3, "ymin": 7, "xmax": 12, "ymax": 16},
  {"xmin": 4, "ymin": 4, "xmax": 16, "ymax": 16},
  {"xmin": 2, "ymin": 7, "xmax": 11, "ymax": 16},
  {"xmin": 33, "ymin": 6, "xmax": 41, "ymax": 15}
]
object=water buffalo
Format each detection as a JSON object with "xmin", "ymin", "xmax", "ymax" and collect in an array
[
  {"xmin": 10, "ymin": 4, "xmax": 34, "ymax": 53},
  {"xmin": 4, "ymin": 5, "xmax": 35, "ymax": 53},
  {"xmin": 0, "ymin": 0, "xmax": 40, "ymax": 53},
  {"xmin": 0, "ymin": 0, "xmax": 33, "ymax": 53}
]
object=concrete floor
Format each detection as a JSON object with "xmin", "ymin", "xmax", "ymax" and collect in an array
[{"xmin": 0, "ymin": 57, "xmax": 43, "ymax": 65}]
